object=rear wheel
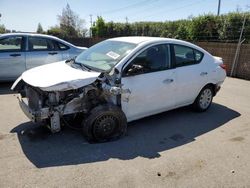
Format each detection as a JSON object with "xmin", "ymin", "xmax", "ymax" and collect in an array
[
  {"xmin": 192, "ymin": 86, "xmax": 213, "ymax": 112},
  {"xmin": 82, "ymin": 105, "xmax": 127, "ymax": 143}
]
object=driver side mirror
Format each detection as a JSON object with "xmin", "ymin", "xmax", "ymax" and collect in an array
[{"xmin": 127, "ymin": 64, "xmax": 144, "ymax": 76}]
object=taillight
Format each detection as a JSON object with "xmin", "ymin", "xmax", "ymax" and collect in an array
[{"xmin": 220, "ymin": 64, "xmax": 226, "ymax": 71}]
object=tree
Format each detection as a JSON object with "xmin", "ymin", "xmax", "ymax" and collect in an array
[
  {"xmin": 189, "ymin": 14, "xmax": 221, "ymax": 41},
  {"xmin": 57, "ymin": 4, "xmax": 85, "ymax": 37},
  {"xmin": 47, "ymin": 26, "xmax": 63, "ymax": 38},
  {"xmin": 0, "ymin": 13, "xmax": 5, "ymax": 34},
  {"xmin": 89, "ymin": 12, "xmax": 250, "ymax": 42},
  {"xmin": 218, "ymin": 12, "xmax": 250, "ymax": 42},
  {"xmin": 36, "ymin": 23, "xmax": 44, "ymax": 33},
  {"xmin": 175, "ymin": 20, "xmax": 191, "ymax": 40},
  {"xmin": 92, "ymin": 16, "xmax": 107, "ymax": 37},
  {"xmin": 0, "ymin": 24, "xmax": 5, "ymax": 33}
]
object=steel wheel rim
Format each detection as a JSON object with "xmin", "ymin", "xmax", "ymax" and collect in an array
[
  {"xmin": 93, "ymin": 115, "xmax": 118, "ymax": 140},
  {"xmin": 199, "ymin": 88, "xmax": 212, "ymax": 110}
]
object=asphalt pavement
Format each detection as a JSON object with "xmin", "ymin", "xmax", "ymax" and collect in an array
[{"xmin": 0, "ymin": 77, "xmax": 249, "ymax": 188}]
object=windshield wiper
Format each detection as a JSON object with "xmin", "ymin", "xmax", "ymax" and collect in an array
[
  {"xmin": 66, "ymin": 58, "xmax": 91, "ymax": 72},
  {"xmin": 65, "ymin": 58, "xmax": 75, "ymax": 64},
  {"xmin": 77, "ymin": 62, "xmax": 91, "ymax": 71}
]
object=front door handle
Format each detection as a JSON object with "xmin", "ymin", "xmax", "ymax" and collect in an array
[
  {"xmin": 48, "ymin": 52, "xmax": 58, "ymax": 55},
  {"xmin": 10, "ymin": 53, "xmax": 21, "ymax": 57},
  {"xmin": 200, "ymin": 72, "xmax": 208, "ymax": 76},
  {"xmin": 163, "ymin": 78, "xmax": 174, "ymax": 84}
]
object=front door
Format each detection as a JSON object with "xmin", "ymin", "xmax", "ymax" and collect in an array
[
  {"xmin": 0, "ymin": 36, "xmax": 26, "ymax": 80},
  {"xmin": 121, "ymin": 44, "xmax": 176, "ymax": 122}
]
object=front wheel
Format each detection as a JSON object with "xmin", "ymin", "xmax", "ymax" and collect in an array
[
  {"xmin": 192, "ymin": 86, "xmax": 214, "ymax": 112},
  {"xmin": 82, "ymin": 105, "xmax": 127, "ymax": 143}
]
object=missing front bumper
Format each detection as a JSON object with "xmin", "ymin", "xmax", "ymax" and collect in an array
[{"xmin": 18, "ymin": 95, "xmax": 49, "ymax": 122}]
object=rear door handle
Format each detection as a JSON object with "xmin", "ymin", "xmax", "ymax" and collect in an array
[
  {"xmin": 200, "ymin": 72, "xmax": 208, "ymax": 76},
  {"xmin": 48, "ymin": 52, "xmax": 58, "ymax": 55},
  {"xmin": 10, "ymin": 53, "xmax": 21, "ymax": 57},
  {"xmin": 163, "ymin": 78, "xmax": 174, "ymax": 84}
]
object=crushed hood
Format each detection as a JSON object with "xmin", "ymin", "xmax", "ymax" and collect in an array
[{"xmin": 18, "ymin": 61, "xmax": 101, "ymax": 91}]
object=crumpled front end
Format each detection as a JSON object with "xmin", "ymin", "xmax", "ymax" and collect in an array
[
  {"xmin": 13, "ymin": 79, "xmax": 105, "ymax": 133},
  {"xmin": 17, "ymin": 91, "xmax": 49, "ymax": 123},
  {"xmin": 11, "ymin": 59, "xmax": 125, "ymax": 134}
]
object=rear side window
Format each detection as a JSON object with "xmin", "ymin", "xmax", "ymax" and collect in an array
[
  {"xmin": 173, "ymin": 45, "xmax": 204, "ymax": 67},
  {"xmin": 194, "ymin": 49, "xmax": 203, "ymax": 62},
  {"xmin": 28, "ymin": 37, "xmax": 57, "ymax": 51},
  {"xmin": 0, "ymin": 36, "xmax": 23, "ymax": 52},
  {"xmin": 56, "ymin": 42, "xmax": 69, "ymax": 50}
]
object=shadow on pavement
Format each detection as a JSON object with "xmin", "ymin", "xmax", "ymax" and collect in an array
[
  {"xmin": 0, "ymin": 82, "xmax": 14, "ymax": 95},
  {"xmin": 11, "ymin": 103, "xmax": 240, "ymax": 168}
]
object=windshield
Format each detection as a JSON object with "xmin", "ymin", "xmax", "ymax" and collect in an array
[{"xmin": 75, "ymin": 40, "xmax": 137, "ymax": 72}]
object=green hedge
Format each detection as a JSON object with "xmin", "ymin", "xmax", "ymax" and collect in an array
[{"xmin": 91, "ymin": 12, "xmax": 250, "ymax": 43}]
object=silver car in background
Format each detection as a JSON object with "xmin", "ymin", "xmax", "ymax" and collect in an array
[{"xmin": 0, "ymin": 33, "xmax": 87, "ymax": 81}]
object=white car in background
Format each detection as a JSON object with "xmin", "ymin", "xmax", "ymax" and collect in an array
[
  {"xmin": 12, "ymin": 37, "xmax": 226, "ymax": 143},
  {"xmin": 0, "ymin": 33, "xmax": 87, "ymax": 81}
]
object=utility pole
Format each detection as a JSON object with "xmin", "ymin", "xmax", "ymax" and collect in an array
[
  {"xmin": 125, "ymin": 17, "xmax": 128, "ymax": 24},
  {"xmin": 230, "ymin": 15, "xmax": 246, "ymax": 77},
  {"xmin": 89, "ymin": 14, "xmax": 93, "ymax": 38},
  {"xmin": 217, "ymin": 0, "xmax": 221, "ymax": 16}
]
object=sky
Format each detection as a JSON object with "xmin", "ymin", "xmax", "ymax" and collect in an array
[{"xmin": 0, "ymin": 0, "xmax": 249, "ymax": 32}]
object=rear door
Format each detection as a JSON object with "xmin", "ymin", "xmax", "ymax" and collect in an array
[
  {"xmin": 26, "ymin": 36, "xmax": 63, "ymax": 69},
  {"xmin": 54, "ymin": 41, "xmax": 72, "ymax": 60},
  {"xmin": 172, "ymin": 44, "xmax": 207, "ymax": 106},
  {"xmin": 0, "ymin": 36, "xmax": 26, "ymax": 80}
]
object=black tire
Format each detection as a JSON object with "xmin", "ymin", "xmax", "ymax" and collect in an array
[
  {"xmin": 192, "ymin": 85, "xmax": 214, "ymax": 112},
  {"xmin": 82, "ymin": 105, "xmax": 127, "ymax": 143}
]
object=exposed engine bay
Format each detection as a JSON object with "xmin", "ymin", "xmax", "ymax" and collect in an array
[{"xmin": 13, "ymin": 72, "xmax": 124, "ymax": 134}]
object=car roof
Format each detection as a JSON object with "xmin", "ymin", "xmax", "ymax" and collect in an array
[
  {"xmin": 109, "ymin": 36, "xmax": 207, "ymax": 53},
  {"xmin": 0, "ymin": 33, "xmax": 76, "ymax": 47},
  {"xmin": 109, "ymin": 36, "xmax": 183, "ymax": 44},
  {"xmin": 0, "ymin": 32, "xmax": 60, "ymax": 40}
]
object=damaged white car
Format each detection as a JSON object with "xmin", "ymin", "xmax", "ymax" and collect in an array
[{"xmin": 12, "ymin": 37, "xmax": 226, "ymax": 142}]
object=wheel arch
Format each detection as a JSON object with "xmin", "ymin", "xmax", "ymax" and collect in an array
[
  {"xmin": 82, "ymin": 104, "xmax": 127, "ymax": 143},
  {"xmin": 199, "ymin": 83, "xmax": 217, "ymax": 97}
]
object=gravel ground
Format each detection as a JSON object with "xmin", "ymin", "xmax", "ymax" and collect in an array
[{"xmin": 0, "ymin": 77, "xmax": 249, "ymax": 188}]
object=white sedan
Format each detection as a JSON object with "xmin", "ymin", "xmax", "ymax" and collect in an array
[{"xmin": 12, "ymin": 37, "xmax": 226, "ymax": 143}]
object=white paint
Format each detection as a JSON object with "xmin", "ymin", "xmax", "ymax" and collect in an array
[
  {"xmin": 118, "ymin": 38, "xmax": 226, "ymax": 122},
  {"xmin": 213, "ymin": 56, "xmax": 223, "ymax": 61},
  {"xmin": 174, "ymin": 62, "xmax": 207, "ymax": 106},
  {"xmin": 20, "ymin": 61, "xmax": 100, "ymax": 91},
  {"xmin": 121, "ymin": 70, "xmax": 176, "ymax": 122},
  {"xmin": 13, "ymin": 37, "xmax": 226, "ymax": 124}
]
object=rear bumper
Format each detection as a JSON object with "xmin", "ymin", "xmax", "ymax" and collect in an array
[
  {"xmin": 214, "ymin": 85, "xmax": 221, "ymax": 95},
  {"xmin": 213, "ymin": 80, "xmax": 224, "ymax": 96},
  {"xmin": 18, "ymin": 95, "xmax": 49, "ymax": 122}
]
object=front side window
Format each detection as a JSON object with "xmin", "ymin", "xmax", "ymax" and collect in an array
[
  {"xmin": 28, "ymin": 37, "xmax": 56, "ymax": 51},
  {"xmin": 75, "ymin": 40, "xmax": 137, "ymax": 72},
  {"xmin": 173, "ymin": 45, "xmax": 204, "ymax": 67},
  {"xmin": 124, "ymin": 44, "xmax": 171, "ymax": 76},
  {"xmin": 0, "ymin": 36, "xmax": 23, "ymax": 52}
]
